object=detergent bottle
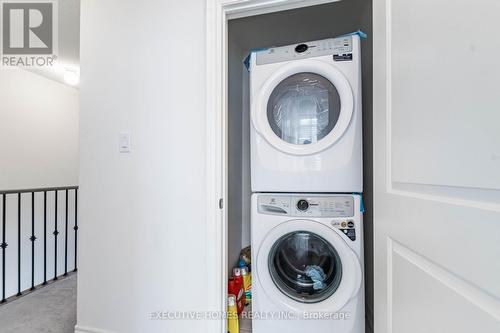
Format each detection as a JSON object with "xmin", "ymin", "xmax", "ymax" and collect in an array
[
  {"xmin": 227, "ymin": 295, "xmax": 239, "ymax": 333},
  {"xmin": 232, "ymin": 268, "xmax": 246, "ymax": 311},
  {"xmin": 241, "ymin": 267, "xmax": 252, "ymax": 302},
  {"xmin": 228, "ymin": 277, "xmax": 245, "ymax": 315}
]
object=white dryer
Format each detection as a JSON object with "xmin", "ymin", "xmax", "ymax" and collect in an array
[
  {"xmin": 251, "ymin": 193, "xmax": 365, "ymax": 333},
  {"xmin": 249, "ymin": 35, "xmax": 362, "ymax": 192}
]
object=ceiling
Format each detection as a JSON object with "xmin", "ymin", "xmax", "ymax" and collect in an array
[
  {"xmin": 229, "ymin": 0, "xmax": 370, "ymax": 52},
  {"xmin": 28, "ymin": 0, "xmax": 80, "ymax": 87}
]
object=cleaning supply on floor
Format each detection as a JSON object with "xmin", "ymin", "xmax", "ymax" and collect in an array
[
  {"xmin": 238, "ymin": 259, "xmax": 247, "ymax": 269},
  {"xmin": 241, "ymin": 266, "xmax": 252, "ymax": 302},
  {"xmin": 228, "ymin": 277, "xmax": 245, "ymax": 315},
  {"xmin": 227, "ymin": 295, "xmax": 239, "ymax": 333},
  {"xmin": 232, "ymin": 268, "xmax": 246, "ymax": 309}
]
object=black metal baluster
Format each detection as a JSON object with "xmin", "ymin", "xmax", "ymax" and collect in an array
[
  {"xmin": 73, "ymin": 189, "xmax": 78, "ymax": 272},
  {"xmin": 1, "ymin": 194, "xmax": 7, "ymax": 303},
  {"xmin": 30, "ymin": 192, "xmax": 36, "ymax": 291},
  {"xmin": 0, "ymin": 186, "xmax": 78, "ymax": 301},
  {"xmin": 53, "ymin": 191, "xmax": 58, "ymax": 280},
  {"xmin": 64, "ymin": 189, "xmax": 68, "ymax": 276},
  {"xmin": 43, "ymin": 191, "xmax": 47, "ymax": 285},
  {"xmin": 17, "ymin": 193, "xmax": 21, "ymax": 296}
]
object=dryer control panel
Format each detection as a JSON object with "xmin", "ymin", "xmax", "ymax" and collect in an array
[
  {"xmin": 257, "ymin": 195, "xmax": 354, "ymax": 218},
  {"xmin": 255, "ymin": 35, "xmax": 353, "ymax": 65}
]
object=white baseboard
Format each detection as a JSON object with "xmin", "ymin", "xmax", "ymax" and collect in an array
[{"xmin": 74, "ymin": 325, "xmax": 117, "ymax": 333}]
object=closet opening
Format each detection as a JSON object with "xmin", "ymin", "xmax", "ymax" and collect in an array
[{"xmin": 225, "ymin": 1, "xmax": 373, "ymax": 332}]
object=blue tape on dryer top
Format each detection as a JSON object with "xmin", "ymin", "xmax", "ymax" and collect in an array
[
  {"xmin": 243, "ymin": 47, "xmax": 268, "ymax": 71},
  {"xmin": 338, "ymin": 29, "xmax": 368, "ymax": 39}
]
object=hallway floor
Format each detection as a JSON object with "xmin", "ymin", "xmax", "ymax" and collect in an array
[{"xmin": 0, "ymin": 274, "xmax": 77, "ymax": 333}]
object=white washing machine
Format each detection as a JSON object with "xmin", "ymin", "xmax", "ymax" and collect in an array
[
  {"xmin": 249, "ymin": 35, "xmax": 362, "ymax": 192},
  {"xmin": 251, "ymin": 193, "xmax": 364, "ymax": 333}
]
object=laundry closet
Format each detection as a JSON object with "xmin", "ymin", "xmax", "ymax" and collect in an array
[{"xmin": 226, "ymin": 1, "xmax": 373, "ymax": 332}]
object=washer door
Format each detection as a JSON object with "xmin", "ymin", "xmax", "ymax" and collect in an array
[
  {"xmin": 252, "ymin": 60, "xmax": 354, "ymax": 156},
  {"xmin": 256, "ymin": 219, "xmax": 362, "ymax": 314}
]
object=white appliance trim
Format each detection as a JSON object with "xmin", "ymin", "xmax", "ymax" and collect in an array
[
  {"xmin": 251, "ymin": 59, "xmax": 355, "ymax": 156},
  {"xmin": 255, "ymin": 219, "xmax": 362, "ymax": 313}
]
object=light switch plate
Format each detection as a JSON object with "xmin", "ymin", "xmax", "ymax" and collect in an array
[{"xmin": 119, "ymin": 132, "xmax": 131, "ymax": 153}]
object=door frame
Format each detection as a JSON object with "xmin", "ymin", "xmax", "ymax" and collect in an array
[{"xmin": 205, "ymin": 1, "xmax": 340, "ymax": 332}]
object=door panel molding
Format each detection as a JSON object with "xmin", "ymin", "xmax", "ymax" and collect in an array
[
  {"xmin": 388, "ymin": 238, "xmax": 500, "ymax": 326},
  {"xmin": 392, "ymin": 182, "xmax": 500, "ymax": 212},
  {"xmin": 384, "ymin": 0, "xmax": 500, "ymax": 212},
  {"xmin": 387, "ymin": 0, "xmax": 500, "ymax": 192}
]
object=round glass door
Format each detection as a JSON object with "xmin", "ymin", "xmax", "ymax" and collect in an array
[
  {"xmin": 268, "ymin": 230, "xmax": 343, "ymax": 303},
  {"xmin": 267, "ymin": 73, "xmax": 341, "ymax": 145}
]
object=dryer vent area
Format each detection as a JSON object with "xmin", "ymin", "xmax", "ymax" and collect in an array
[{"xmin": 227, "ymin": 1, "xmax": 373, "ymax": 332}]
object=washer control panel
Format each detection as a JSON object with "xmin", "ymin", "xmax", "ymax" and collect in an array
[
  {"xmin": 255, "ymin": 36, "xmax": 353, "ymax": 65},
  {"xmin": 257, "ymin": 195, "xmax": 354, "ymax": 218}
]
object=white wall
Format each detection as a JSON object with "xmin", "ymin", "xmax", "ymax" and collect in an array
[
  {"xmin": 0, "ymin": 69, "xmax": 79, "ymax": 190},
  {"xmin": 77, "ymin": 1, "xmax": 208, "ymax": 332}
]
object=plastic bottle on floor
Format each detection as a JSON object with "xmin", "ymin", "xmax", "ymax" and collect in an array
[
  {"xmin": 228, "ymin": 277, "xmax": 245, "ymax": 315},
  {"xmin": 233, "ymin": 268, "xmax": 247, "ymax": 308},
  {"xmin": 227, "ymin": 295, "xmax": 239, "ymax": 333}
]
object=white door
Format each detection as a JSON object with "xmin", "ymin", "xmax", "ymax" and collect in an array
[{"xmin": 373, "ymin": 0, "xmax": 500, "ymax": 332}]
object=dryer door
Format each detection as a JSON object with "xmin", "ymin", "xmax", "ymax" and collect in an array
[
  {"xmin": 256, "ymin": 219, "xmax": 362, "ymax": 314},
  {"xmin": 252, "ymin": 60, "xmax": 354, "ymax": 156}
]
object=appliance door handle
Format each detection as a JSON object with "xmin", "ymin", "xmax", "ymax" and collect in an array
[{"xmin": 260, "ymin": 205, "xmax": 287, "ymax": 214}]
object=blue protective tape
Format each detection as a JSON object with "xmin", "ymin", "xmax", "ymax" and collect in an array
[
  {"xmin": 243, "ymin": 48, "xmax": 268, "ymax": 72},
  {"xmin": 352, "ymin": 193, "xmax": 365, "ymax": 213},
  {"xmin": 338, "ymin": 29, "xmax": 368, "ymax": 39}
]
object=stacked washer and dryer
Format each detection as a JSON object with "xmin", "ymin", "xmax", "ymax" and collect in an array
[{"xmin": 248, "ymin": 34, "xmax": 364, "ymax": 333}]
